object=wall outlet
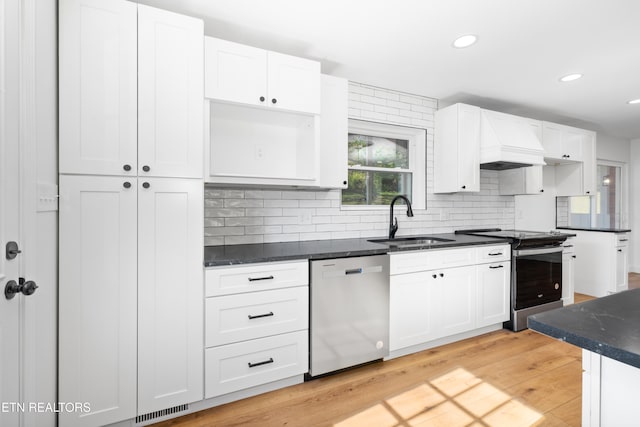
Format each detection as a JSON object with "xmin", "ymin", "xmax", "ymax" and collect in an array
[{"xmin": 37, "ymin": 182, "xmax": 59, "ymax": 212}]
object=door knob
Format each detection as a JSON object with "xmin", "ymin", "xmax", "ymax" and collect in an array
[{"xmin": 5, "ymin": 278, "xmax": 38, "ymax": 300}]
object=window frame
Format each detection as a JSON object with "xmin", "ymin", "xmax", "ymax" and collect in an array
[{"xmin": 341, "ymin": 119, "xmax": 426, "ymax": 210}]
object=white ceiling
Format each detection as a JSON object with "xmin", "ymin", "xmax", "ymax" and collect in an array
[{"xmin": 138, "ymin": 0, "xmax": 640, "ymax": 140}]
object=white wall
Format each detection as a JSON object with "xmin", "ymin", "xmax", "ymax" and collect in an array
[
  {"xmin": 204, "ymin": 82, "xmax": 515, "ymax": 245},
  {"xmin": 598, "ymin": 133, "xmax": 631, "ymax": 162},
  {"xmin": 630, "ymin": 139, "xmax": 640, "ymax": 272}
]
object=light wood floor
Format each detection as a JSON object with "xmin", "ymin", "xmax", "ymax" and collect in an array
[{"xmin": 156, "ymin": 293, "xmax": 608, "ymax": 427}]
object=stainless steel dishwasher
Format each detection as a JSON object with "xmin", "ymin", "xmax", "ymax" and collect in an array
[{"xmin": 309, "ymin": 255, "xmax": 389, "ymax": 377}]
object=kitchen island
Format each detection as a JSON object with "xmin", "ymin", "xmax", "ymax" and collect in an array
[{"xmin": 528, "ymin": 289, "xmax": 640, "ymax": 426}]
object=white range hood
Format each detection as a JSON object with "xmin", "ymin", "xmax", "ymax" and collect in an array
[{"xmin": 479, "ymin": 109, "xmax": 546, "ymax": 170}]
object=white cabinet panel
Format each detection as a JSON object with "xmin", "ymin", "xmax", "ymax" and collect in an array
[
  {"xmin": 138, "ymin": 5, "xmax": 203, "ymax": 178},
  {"xmin": 137, "ymin": 178, "xmax": 203, "ymax": 414},
  {"xmin": 574, "ymin": 231, "xmax": 630, "ymax": 297},
  {"xmin": 267, "ymin": 51, "xmax": 320, "ymax": 114},
  {"xmin": 499, "ymin": 166, "xmax": 544, "ymax": 195},
  {"xmin": 206, "ymin": 287, "xmax": 309, "ymax": 347},
  {"xmin": 434, "ymin": 103, "xmax": 480, "ymax": 193},
  {"xmin": 317, "ymin": 74, "xmax": 348, "ymax": 189},
  {"xmin": 59, "ymin": 175, "xmax": 137, "ymax": 427},
  {"xmin": 438, "ymin": 266, "xmax": 477, "ymax": 337},
  {"xmin": 389, "ymin": 272, "xmax": 439, "ymax": 351},
  {"xmin": 390, "ymin": 246, "xmax": 476, "ymax": 275},
  {"xmin": 615, "ymin": 246, "xmax": 628, "ymax": 294},
  {"xmin": 204, "ymin": 37, "xmax": 267, "ymax": 106},
  {"xmin": 476, "ymin": 244, "xmax": 510, "ymax": 263},
  {"xmin": 477, "ymin": 262, "xmax": 511, "ymax": 327},
  {"xmin": 562, "ymin": 239, "xmax": 576, "ymax": 305},
  {"xmin": 205, "ymin": 330, "xmax": 308, "ymax": 398},
  {"xmin": 59, "ymin": 0, "xmax": 137, "ymax": 176}
]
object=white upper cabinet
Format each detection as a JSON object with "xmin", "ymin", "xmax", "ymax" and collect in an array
[
  {"xmin": 59, "ymin": 0, "xmax": 137, "ymax": 176},
  {"xmin": 434, "ymin": 103, "xmax": 481, "ymax": 193},
  {"xmin": 542, "ymin": 122, "xmax": 584, "ymax": 161},
  {"xmin": 138, "ymin": 5, "xmax": 204, "ymax": 178},
  {"xmin": 317, "ymin": 74, "xmax": 348, "ymax": 189},
  {"xmin": 60, "ymin": 2, "xmax": 203, "ymax": 178},
  {"xmin": 205, "ymin": 37, "xmax": 320, "ymax": 114},
  {"xmin": 499, "ymin": 166, "xmax": 544, "ymax": 195}
]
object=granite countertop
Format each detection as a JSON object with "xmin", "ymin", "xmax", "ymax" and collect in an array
[
  {"xmin": 557, "ymin": 226, "xmax": 631, "ymax": 234},
  {"xmin": 204, "ymin": 233, "xmax": 510, "ymax": 266},
  {"xmin": 528, "ymin": 289, "xmax": 640, "ymax": 369}
]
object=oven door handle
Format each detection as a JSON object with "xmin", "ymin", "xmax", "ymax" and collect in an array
[{"xmin": 513, "ymin": 247, "xmax": 563, "ymax": 256}]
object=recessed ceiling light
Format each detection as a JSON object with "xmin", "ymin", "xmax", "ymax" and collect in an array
[
  {"xmin": 628, "ymin": 98, "xmax": 640, "ymax": 105},
  {"xmin": 559, "ymin": 73, "xmax": 583, "ymax": 82},
  {"xmin": 452, "ymin": 34, "xmax": 478, "ymax": 49}
]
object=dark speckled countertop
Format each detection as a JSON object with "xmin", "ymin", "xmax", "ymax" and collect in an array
[
  {"xmin": 204, "ymin": 233, "xmax": 509, "ymax": 266},
  {"xmin": 528, "ymin": 289, "xmax": 640, "ymax": 369},
  {"xmin": 557, "ymin": 226, "xmax": 631, "ymax": 233}
]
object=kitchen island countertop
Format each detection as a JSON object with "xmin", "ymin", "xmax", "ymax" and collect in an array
[{"xmin": 528, "ymin": 289, "xmax": 640, "ymax": 369}]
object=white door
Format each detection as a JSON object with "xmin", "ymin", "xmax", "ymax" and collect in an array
[
  {"xmin": 1, "ymin": 0, "xmax": 22, "ymax": 424},
  {"xmin": 267, "ymin": 51, "xmax": 320, "ymax": 114},
  {"xmin": 137, "ymin": 178, "xmax": 203, "ymax": 414},
  {"xmin": 438, "ymin": 265, "xmax": 477, "ymax": 337},
  {"xmin": 58, "ymin": 175, "xmax": 138, "ymax": 427},
  {"xmin": 138, "ymin": 5, "xmax": 203, "ymax": 179}
]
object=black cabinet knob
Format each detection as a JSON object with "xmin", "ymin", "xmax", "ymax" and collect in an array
[
  {"xmin": 572, "ymin": 255, "xmax": 576, "ymax": 258},
  {"xmin": 142, "ymin": 182, "xmax": 150, "ymax": 189},
  {"xmin": 343, "ymin": 180, "xmax": 347, "ymax": 185},
  {"xmin": 123, "ymin": 164, "xmax": 132, "ymax": 171},
  {"xmin": 432, "ymin": 274, "xmax": 437, "ymax": 279},
  {"xmin": 142, "ymin": 165, "xmax": 150, "ymax": 172},
  {"xmin": 439, "ymin": 273, "xmax": 444, "ymax": 277},
  {"xmin": 586, "ymin": 191, "xmax": 590, "ymax": 194},
  {"xmin": 461, "ymin": 185, "xmax": 466, "ymax": 189},
  {"xmin": 271, "ymin": 98, "xmax": 277, "ymax": 104},
  {"xmin": 259, "ymin": 96, "xmax": 265, "ymax": 102},
  {"xmin": 123, "ymin": 182, "xmax": 131, "ymax": 189},
  {"xmin": 540, "ymin": 189, "xmax": 544, "ymax": 193}
]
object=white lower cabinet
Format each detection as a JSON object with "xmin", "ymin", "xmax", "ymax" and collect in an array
[
  {"xmin": 204, "ymin": 261, "xmax": 309, "ymax": 399},
  {"xmin": 574, "ymin": 231, "xmax": 630, "ymax": 297},
  {"xmin": 562, "ymin": 237, "xmax": 576, "ymax": 305},
  {"xmin": 59, "ymin": 176, "xmax": 203, "ymax": 426},
  {"xmin": 389, "ymin": 245, "xmax": 510, "ymax": 356}
]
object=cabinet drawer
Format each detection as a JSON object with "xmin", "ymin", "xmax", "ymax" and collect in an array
[
  {"xmin": 476, "ymin": 244, "xmax": 510, "ymax": 263},
  {"xmin": 390, "ymin": 247, "xmax": 476, "ymax": 275},
  {"xmin": 205, "ymin": 330, "xmax": 308, "ymax": 398},
  {"xmin": 206, "ymin": 260, "xmax": 308, "ymax": 296},
  {"xmin": 206, "ymin": 287, "xmax": 308, "ymax": 347},
  {"xmin": 617, "ymin": 234, "xmax": 630, "ymax": 247}
]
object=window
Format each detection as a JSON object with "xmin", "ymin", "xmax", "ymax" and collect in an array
[
  {"xmin": 558, "ymin": 160, "xmax": 627, "ymax": 229},
  {"xmin": 341, "ymin": 120, "xmax": 426, "ymax": 209}
]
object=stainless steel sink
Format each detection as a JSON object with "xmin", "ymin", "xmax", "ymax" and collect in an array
[{"xmin": 368, "ymin": 236, "xmax": 455, "ymax": 247}]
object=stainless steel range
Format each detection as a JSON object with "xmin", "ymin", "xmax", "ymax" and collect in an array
[{"xmin": 455, "ymin": 228, "xmax": 567, "ymax": 331}]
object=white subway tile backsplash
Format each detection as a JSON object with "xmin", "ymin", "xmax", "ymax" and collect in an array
[{"xmin": 203, "ymin": 82, "xmax": 515, "ymax": 245}]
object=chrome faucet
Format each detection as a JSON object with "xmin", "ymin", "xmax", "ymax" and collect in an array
[{"xmin": 389, "ymin": 195, "xmax": 414, "ymax": 239}]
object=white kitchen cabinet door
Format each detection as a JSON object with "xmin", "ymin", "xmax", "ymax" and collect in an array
[
  {"xmin": 317, "ymin": 74, "xmax": 348, "ymax": 188},
  {"xmin": 434, "ymin": 103, "xmax": 480, "ymax": 193},
  {"xmin": 59, "ymin": 0, "xmax": 137, "ymax": 176},
  {"xmin": 59, "ymin": 175, "xmax": 137, "ymax": 427},
  {"xmin": 562, "ymin": 241, "xmax": 576, "ymax": 305},
  {"xmin": 615, "ymin": 246, "xmax": 628, "ymax": 294},
  {"xmin": 204, "ymin": 37, "xmax": 267, "ymax": 106},
  {"xmin": 389, "ymin": 272, "xmax": 439, "ymax": 351},
  {"xmin": 476, "ymin": 262, "xmax": 510, "ymax": 327},
  {"xmin": 437, "ymin": 265, "xmax": 477, "ymax": 337},
  {"xmin": 137, "ymin": 178, "xmax": 203, "ymax": 415},
  {"xmin": 542, "ymin": 121, "xmax": 583, "ymax": 162},
  {"xmin": 499, "ymin": 166, "xmax": 544, "ymax": 195},
  {"xmin": 581, "ymin": 132, "xmax": 597, "ymax": 196},
  {"xmin": 138, "ymin": 5, "xmax": 204, "ymax": 179},
  {"xmin": 267, "ymin": 51, "xmax": 321, "ymax": 114}
]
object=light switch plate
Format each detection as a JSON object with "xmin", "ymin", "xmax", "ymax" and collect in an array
[{"xmin": 37, "ymin": 182, "xmax": 58, "ymax": 212}]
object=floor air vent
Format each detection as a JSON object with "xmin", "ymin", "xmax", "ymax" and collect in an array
[{"xmin": 135, "ymin": 404, "xmax": 189, "ymax": 424}]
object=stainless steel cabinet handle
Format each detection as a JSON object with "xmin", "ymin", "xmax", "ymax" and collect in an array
[
  {"xmin": 248, "ymin": 275, "xmax": 274, "ymax": 282},
  {"xmin": 248, "ymin": 358, "xmax": 274, "ymax": 368},
  {"xmin": 248, "ymin": 311, "xmax": 274, "ymax": 320}
]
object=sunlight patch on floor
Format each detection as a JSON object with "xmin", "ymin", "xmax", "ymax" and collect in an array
[{"xmin": 334, "ymin": 367, "xmax": 544, "ymax": 427}]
